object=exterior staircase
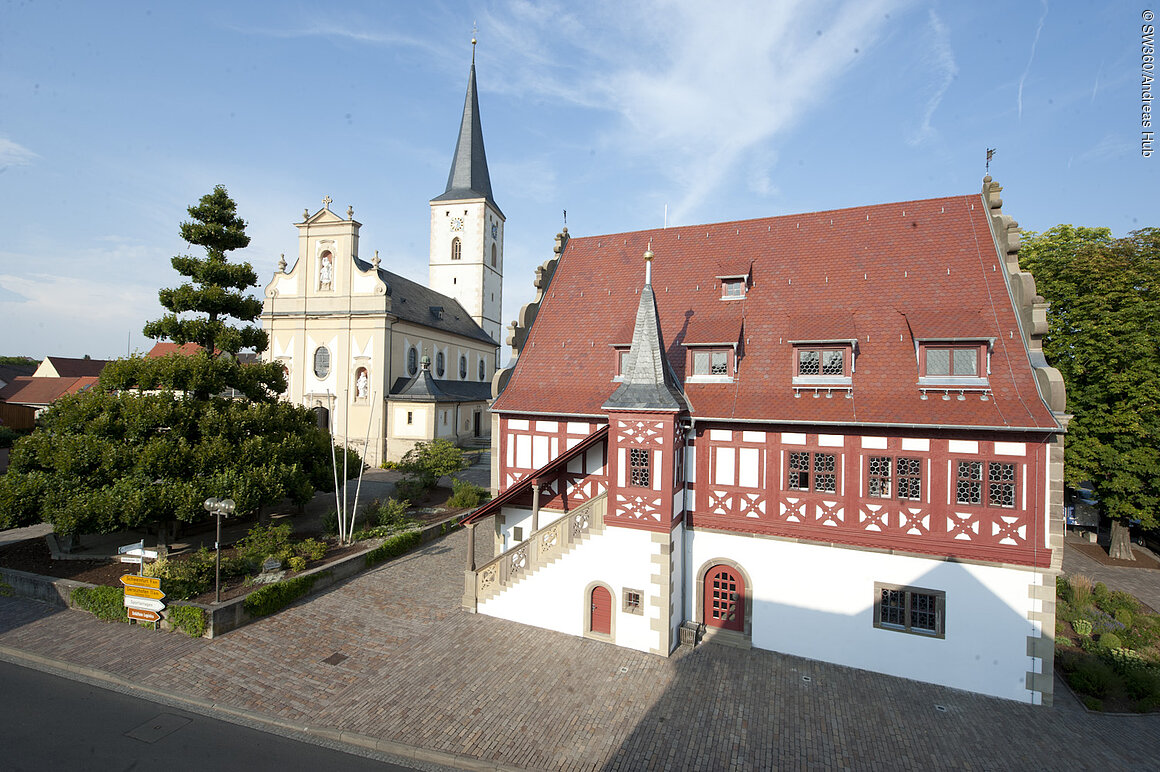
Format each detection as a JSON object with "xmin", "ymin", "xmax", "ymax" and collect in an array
[{"xmin": 465, "ymin": 493, "xmax": 607, "ymax": 608}]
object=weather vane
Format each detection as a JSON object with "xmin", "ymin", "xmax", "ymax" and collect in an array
[
  {"xmin": 563, "ymin": 208, "xmax": 567, "ymax": 226},
  {"xmin": 986, "ymin": 148, "xmax": 996, "ymax": 174},
  {"xmin": 472, "ymin": 21, "xmax": 478, "ymax": 62}
]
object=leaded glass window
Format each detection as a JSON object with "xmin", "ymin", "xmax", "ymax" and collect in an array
[
  {"xmin": 956, "ymin": 461, "xmax": 983, "ymax": 505},
  {"xmin": 925, "ymin": 346, "xmax": 980, "ymax": 377},
  {"xmin": 788, "ymin": 452, "xmax": 810, "ymax": 490},
  {"xmin": 797, "ymin": 347, "xmax": 846, "ymax": 377},
  {"xmin": 313, "ymin": 347, "xmax": 330, "ymax": 378},
  {"xmin": 868, "ymin": 456, "xmax": 892, "ymax": 498},
  {"xmin": 478, "ymin": 359, "xmax": 486, "ymax": 381},
  {"xmin": 897, "ymin": 457, "xmax": 922, "ymax": 500},
  {"xmin": 630, "ymin": 448, "xmax": 650, "ymax": 488},
  {"xmin": 693, "ymin": 349, "xmax": 729, "ymax": 376},
  {"xmin": 435, "ymin": 351, "xmax": 445, "ymax": 377},
  {"xmin": 459, "ymin": 355, "xmax": 467, "ymax": 379},
  {"xmin": 407, "ymin": 346, "xmax": 418, "ymax": 376},
  {"xmin": 875, "ymin": 583, "xmax": 944, "ymax": 637},
  {"xmin": 814, "ymin": 453, "xmax": 837, "ymax": 493},
  {"xmin": 988, "ymin": 461, "xmax": 1016, "ymax": 508}
]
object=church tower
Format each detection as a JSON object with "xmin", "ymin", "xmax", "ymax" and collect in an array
[{"xmin": 429, "ymin": 46, "xmax": 504, "ymax": 345}]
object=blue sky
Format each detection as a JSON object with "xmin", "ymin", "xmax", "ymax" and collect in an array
[{"xmin": 0, "ymin": 1, "xmax": 1152, "ymax": 359}]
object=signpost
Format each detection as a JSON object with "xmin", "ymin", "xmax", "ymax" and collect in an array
[
  {"xmin": 119, "ymin": 540, "xmax": 164, "ymax": 624},
  {"xmin": 127, "ymin": 608, "xmax": 161, "ymax": 623},
  {"xmin": 123, "ymin": 596, "xmax": 165, "ymax": 613}
]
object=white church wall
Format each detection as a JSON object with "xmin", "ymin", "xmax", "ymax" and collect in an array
[
  {"xmin": 686, "ymin": 529, "xmax": 1042, "ymax": 703},
  {"xmin": 479, "ymin": 523, "xmax": 663, "ymax": 654}
]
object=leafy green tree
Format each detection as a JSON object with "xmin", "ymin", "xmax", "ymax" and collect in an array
[
  {"xmin": 398, "ymin": 440, "xmax": 466, "ymax": 487},
  {"xmin": 0, "ymin": 186, "xmax": 352, "ymax": 539},
  {"xmin": 1020, "ymin": 225, "xmax": 1160, "ymax": 559}
]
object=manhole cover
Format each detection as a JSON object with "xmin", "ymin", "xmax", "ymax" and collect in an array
[
  {"xmin": 125, "ymin": 713, "xmax": 191, "ymax": 744},
  {"xmin": 323, "ymin": 652, "xmax": 349, "ymax": 666}
]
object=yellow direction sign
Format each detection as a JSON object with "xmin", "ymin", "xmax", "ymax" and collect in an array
[
  {"xmin": 120, "ymin": 575, "xmax": 161, "ymax": 591},
  {"xmin": 124, "ymin": 586, "xmax": 165, "ymax": 601}
]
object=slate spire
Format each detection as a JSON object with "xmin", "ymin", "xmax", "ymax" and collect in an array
[
  {"xmin": 603, "ymin": 248, "xmax": 686, "ymax": 412},
  {"xmin": 431, "ymin": 57, "xmax": 501, "ymax": 215}
]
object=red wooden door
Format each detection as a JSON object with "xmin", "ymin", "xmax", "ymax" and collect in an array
[
  {"xmin": 590, "ymin": 586, "xmax": 612, "ymax": 634},
  {"xmin": 704, "ymin": 565, "xmax": 744, "ymax": 631}
]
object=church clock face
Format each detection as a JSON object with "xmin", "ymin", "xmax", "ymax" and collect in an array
[
  {"xmin": 450, "ymin": 217, "xmax": 464, "ymax": 232},
  {"xmin": 491, "ymin": 223, "xmax": 498, "ymax": 239}
]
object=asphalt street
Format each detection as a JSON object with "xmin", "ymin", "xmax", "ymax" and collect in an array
[{"xmin": 0, "ymin": 659, "xmax": 420, "ymax": 771}]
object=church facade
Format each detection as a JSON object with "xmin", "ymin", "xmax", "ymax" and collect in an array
[
  {"xmin": 261, "ymin": 58, "xmax": 502, "ymax": 464},
  {"xmin": 462, "ymin": 177, "xmax": 1067, "ymax": 706}
]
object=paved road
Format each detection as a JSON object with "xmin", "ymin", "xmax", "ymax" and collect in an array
[
  {"xmin": 4, "ymin": 523, "xmax": 1160, "ymax": 770},
  {"xmin": 0, "ymin": 659, "xmax": 419, "ymax": 771}
]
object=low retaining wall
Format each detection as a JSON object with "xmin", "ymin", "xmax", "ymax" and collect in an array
[{"xmin": 0, "ymin": 514, "xmax": 463, "ymax": 638}]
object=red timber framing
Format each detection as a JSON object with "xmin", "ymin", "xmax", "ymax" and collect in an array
[
  {"xmin": 690, "ymin": 424, "xmax": 1055, "ymax": 568},
  {"xmin": 498, "ymin": 416, "xmax": 609, "ymax": 512},
  {"xmin": 604, "ymin": 412, "xmax": 684, "ymax": 532},
  {"xmin": 466, "ymin": 420, "xmax": 609, "ymax": 526}
]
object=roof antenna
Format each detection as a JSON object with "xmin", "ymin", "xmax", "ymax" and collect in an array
[
  {"xmin": 472, "ymin": 22, "xmax": 478, "ymax": 64},
  {"xmin": 985, "ymin": 147, "xmax": 996, "ymax": 174}
]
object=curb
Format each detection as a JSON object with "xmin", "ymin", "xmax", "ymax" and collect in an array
[{"xmin": 0, "ymin": 642, "xmax": 530, "ymax": 772}]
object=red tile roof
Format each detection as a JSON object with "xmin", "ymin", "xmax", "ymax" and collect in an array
[
  {"xmin": 146, "ymin": 342, "xmax": 204, "ymax": 358},
  {"xmin": 0, "ymin": 376, "xmax": 98, "ymax": 406},
  {"xmin": 493, "ymin": 194, "xmax": 1058, "ymax": 431}
]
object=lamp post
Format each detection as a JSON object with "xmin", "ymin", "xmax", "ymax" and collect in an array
[{"xmin": 203, "ymin": 497, "xmax": 236, "ymax": 603}]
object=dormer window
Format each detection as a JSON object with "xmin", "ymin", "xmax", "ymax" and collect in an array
[
  {"xmin": 717, "ymin": 274, "xmax": 748, "ymax": 300},
  {"xmin": 685, "ymin": 346, "xmax": 735, "ymax": 382},
  {"xmin": 791, "ymin": 341, "xmax": 855, "ymax": 397},
  {"xmin": 916, "ymin": 340, "xmax": 993, "ymax": 399}
]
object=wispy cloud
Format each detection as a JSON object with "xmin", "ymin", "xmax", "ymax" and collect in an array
[
  {"xmin": 1018, "ymin": 0, "xmax": 1049, "ymax": 121},
  {"xmin": 482, "ymin": 0, "xmax": 905, "ymax": 223},
  {"xmin": 0, "ymin": 137, "xmax": 38, "ymax": 172},
  {"xmin": 908, "ymin": 10, "xmax": 958, "ymax": 146},
  {"xmin": 228, "ymin": 17, "xmax": 440, "ymax": 56}
]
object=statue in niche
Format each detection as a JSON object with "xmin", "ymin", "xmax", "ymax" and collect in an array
[
  {"xmin": 356, "ymin": 368, "xmax": 368, "ymax": 399},
  {"xmin": 319, "ymin": 251, "xmax": 334, "ymax": 290}
]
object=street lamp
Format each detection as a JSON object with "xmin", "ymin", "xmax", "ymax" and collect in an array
[{"xmin": 203, "ymin": 497, "xmax": 236, "ymax": 603}]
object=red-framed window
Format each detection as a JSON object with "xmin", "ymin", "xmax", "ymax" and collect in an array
[
  {"xmin": 721, "ymin": 278, "xmax": 746, "ymax": 299},
  {"xmin": 787, "ymin": 451, "xmax": 838, "ymax": 494},
  {"xmin": 920, "ymin": 344, "xmax": 986, "ymax": 377},
  {"xmin": 686, "ymin": 345, "xmax": 733, "ymax": 375},
  {"xmin": 955, "ymin": 460, "xmax": 1016, "ymax": 508},
  {"xmin": 867, "ymin": 456, "xmax": 923, "ymax": 500},
  {"xmin": 794, "ymin": 345, "xmax": 851, "ymax": 378}
]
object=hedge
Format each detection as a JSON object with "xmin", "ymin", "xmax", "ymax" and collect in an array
[{"xmin": 365, "ymin": 529, "xmax": 422, "ymax": 568}]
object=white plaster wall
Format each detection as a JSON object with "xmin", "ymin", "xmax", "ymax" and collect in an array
[
  {"xmin": 480, "ymin": 524, "xmax": 662, "ymax": 653},
  {"xmin": 392, "ymin": 405, "xmax": 429, "ymax": 438},
  {"xmin": 686, "ymin": 530, "xmax": 1041, "ymax": 703}
]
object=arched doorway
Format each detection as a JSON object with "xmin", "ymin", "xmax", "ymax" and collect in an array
[
  {"xmin": 590, "ymin": 585, "xmax": 612, "ymax": 635},
  {"xmin": 704, "ymin": 564, "xmax": 745, "ymax": 632}
]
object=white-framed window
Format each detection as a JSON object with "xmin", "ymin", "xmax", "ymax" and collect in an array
[
  {"xmin": 693, "ymin": 349, "xmax": 730, "ymax": 376},
  {"xmin": 874, "ymin": 583, "xmax": 945, "ymax": 638},
  {"xmin": 721, "ymin": 279, "xmax": 745, "ymax": 298},
  {"xmin": 313, "ymin": 347, "xmax": 330, "ymax": 378},
  {"xmin": 451, "ymin": 237, "xmax": 462, "ymax": 261},
  {"xmin": 922, "ymin": 345, "xmax": 982, "ymax": 377},
  {"xmin": 796, "ymin": 346, "xmax": 848, "ymax": 377},
  {"xmin": 435, "ymin": 351, "xmax": 445, "ymax": 377},
  {"xmin": 459, "ymin": 354, "xmax": 468, "ymax": 379},
  {"xmin": 407, "ymin": 346, "xmax": 419, "ymax": 376}
]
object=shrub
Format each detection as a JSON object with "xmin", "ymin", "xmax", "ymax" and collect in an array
[
  {"xmin": 1099, "ymin": 632, "xmax": 1123, "ymax": 650},
  {"xmin": 236, "ymin": 523, "xmax": 293, "ymax": 565},
  {"xmin": 73, "ymin": 586, "xmax": 129, "ymax": 623},
  {"xmin": 1069, "ymin": 574, "xmax": 1093, "ymax": 609},
  {"xmin": 447, "ymin": 478, "xmax": 491, "ymax": 509},
  {"xmin": 1116, "ymin": 609, "xmax": 1134, "ymax": 629},
  {"xmin": 365, "ymin": 529, "xmax": 422, "ymax": 568},
  {"xmin": 294, "ymin": 537, "xmax": 327, "ymax": 562},
  {"xmin": 1067, "ymin": 658, "xmax": 1118, "ymax": 697},
  {"xmin": 321, "ymin": 508, "xmax": 339, "ymax": 536},
  {"xmin": 1126, "ymin": 669, "xmax": 1160, "ymax": 700},
  {"xmin": 243, "ymin": 572, "xmax": 329, "ymax": 617},
  {"xmin": 1092, "ymin": 581, "xmax": 1110, "ymax": 604},
  {"xmin": 399, "ymin": 439, "xmax": 465, "ymax": 481},
  {"xmin": 394, "ymin": 476, "xmax": 429, "ymax": 502},
  {"xmin": 0, "ymin": 427, "xmax": 19, "ymax": 449},
  {"xmin": 288, "ymin": 556, "xmax": 306, "ymax": 573},
  {"xmin": 1073, "ymin": 618, "xmax": 1093, "ymax": 637},
  {"xmin": 167, "ymin": 604, "xmax": 207, "ymax": 638},
  {"xmin": 145, "ymin": 549, "xmax": 214, "ymax": 600},
  {"xmin": 1105, "ymin": 590, "xmax": 1141, "ymax": 617},
  {"xmin": 0, "ymin": 578, "xmax": 13, "ymax": 597},
  {"xmin": 1106, "ymin": 647, "xmax": 1151, "ymax": 676},
  {"xmin": 1082, "ymin": 696, "xmax": 1104, "ymax": 711},
  {"xmin": 363, "ymin": 497, "xmax": 412, "ymax": 531}
]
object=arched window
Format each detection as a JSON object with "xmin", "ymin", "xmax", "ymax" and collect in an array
[
  {"xmin": 478, "ymin": 359, "xmax": 486, "ymax": 381},
  {"xmin": 451, "ymin": 237, "xmax": 461, "ymax": 261},
  {"xmin": 407, "ymin": 346, "xmax": 418, "ymax": 376},
  {"xmin": 491, "ymin": 243, "xmax": 497, "ymax": 267},
  {"xmin": 435, "ymin": 351, "xmax": 445, "ymax": 377},
  {"xmin": 459, "ymin": 355, "xmax": 467, "ymax": 379},
  {"xmin": 313, "ymin": 347, "xmax": 330, "ymax": 378}
]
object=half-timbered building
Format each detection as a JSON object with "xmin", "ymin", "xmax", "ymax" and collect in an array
[{"xmin": 463, "ymin": 176, "xmax": 1067, "ymax": 705}]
